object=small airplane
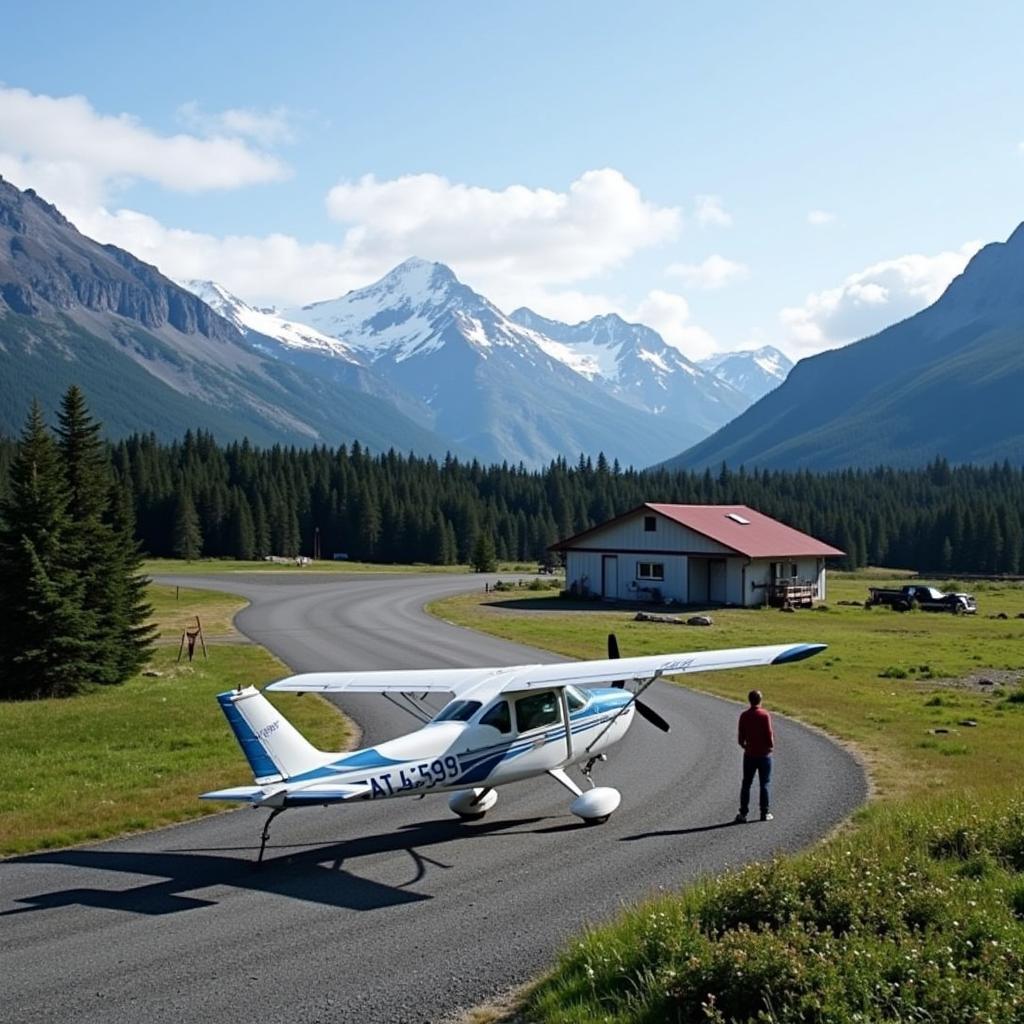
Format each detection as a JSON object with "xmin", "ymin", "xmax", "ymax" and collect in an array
[{"xmin": 202, "ymin": 636, "xmax": 826, "ymax": 861}]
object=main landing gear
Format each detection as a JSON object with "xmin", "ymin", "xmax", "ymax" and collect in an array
[{"xmin": 549, "ymin": 763, "xmax": 622, "ymax": 825}]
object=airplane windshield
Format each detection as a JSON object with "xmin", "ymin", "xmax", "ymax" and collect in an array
[
  {"xmin": 566, "ymin": 685, "xmax": 588, "ymax": 711},
  {"xmin": 433, "ymin": 700, "xmax": 482, "ymax": 723}
]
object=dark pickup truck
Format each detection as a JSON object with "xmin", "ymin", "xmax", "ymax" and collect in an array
[{"xmin": 867, "ymin": 584, "xmax": 977, "ymax": 614}]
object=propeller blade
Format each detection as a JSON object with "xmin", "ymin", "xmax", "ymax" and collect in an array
[
  {"xmin": 608, "ymin": 633, "xmax": 627, "ymax": 688},
  {"xmin": 635, "ymin": 700, "xmax": 671, "ymax": 732}
]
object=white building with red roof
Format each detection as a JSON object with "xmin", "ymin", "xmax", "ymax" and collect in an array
[{"xmin": 550, "ymin": 503, "xmax": 844, "ymax": 607}]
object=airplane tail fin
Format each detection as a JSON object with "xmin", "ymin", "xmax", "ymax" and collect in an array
[{"xmin": 217, "ymin": 686, "xmax": 329, "ymax": 784}]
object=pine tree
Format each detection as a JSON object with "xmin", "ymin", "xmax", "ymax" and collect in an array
[
  {"xmin": 57, "ymin": 386, "xmax": 116, "ymax": 684},
  {"xmin": 172, "ymin": 486, "xmax": 202, "ymax": 560},
  {"xmin": 105, "ymin": 478, "xmax": 156, "ymax": 679},
  {"xmin": 471, "ymin": 531, "xmax": 497, "ymax": 572},
  {"xmin": 0, "ymin": 402, "xmax": 89, "ymax": 698}
]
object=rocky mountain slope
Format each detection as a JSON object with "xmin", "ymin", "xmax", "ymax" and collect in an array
[
  {"xmin": 667, "ymin": 224, "xmax": 1024, "ymax": 470},
  {"xmin": 507, "ymin": 307, "xmax": 748, "ymax": 437},
  {"xmin": 0, "ymin": 176, "xmax": 452, "ymax": 454}
]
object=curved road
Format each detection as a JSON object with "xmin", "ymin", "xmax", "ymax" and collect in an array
[{"xmin": 3, "ymin": 573, "xmax": 866, "ymax": 1024}]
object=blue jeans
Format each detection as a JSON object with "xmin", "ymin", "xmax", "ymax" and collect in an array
[{"xmin": 739, "ymin": 754, "xmax": 772, "ymax": 816}]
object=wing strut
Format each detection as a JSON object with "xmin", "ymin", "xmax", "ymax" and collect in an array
[{"xmin": 585, "ymin": 670, "xmax": 664, "ymax": 753}]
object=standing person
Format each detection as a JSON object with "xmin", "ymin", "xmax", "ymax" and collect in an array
[{"xmin": 734, "ymin": 689, "xmax": 774, "ymax": 823}]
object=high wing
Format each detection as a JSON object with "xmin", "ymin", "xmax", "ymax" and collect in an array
[
  {"xmin": 265, "ymin": 664, "xmax": 530, "ymax": 697},
  {"xmin": 265, "ymin": 643, "xmax": 825, "ymax": 703}
]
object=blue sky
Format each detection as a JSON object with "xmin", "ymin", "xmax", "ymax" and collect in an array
[{"xmin": 3, "ymin": 1, "xmax": 1023, "ymax": 359}]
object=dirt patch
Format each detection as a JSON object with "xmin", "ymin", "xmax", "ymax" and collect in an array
[{"xmin": 915, "ymin": 668, "xmax": 1024, "ymax": 694}]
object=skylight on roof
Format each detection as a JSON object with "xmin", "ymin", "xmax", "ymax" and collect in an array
[{"xmin": 726, "ymin": 513, "xmax": 750, "ymax": 525}]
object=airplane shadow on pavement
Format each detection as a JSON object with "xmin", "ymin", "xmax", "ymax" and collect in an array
[{"xmin": 1, "ymin": 815, "xmax": 546, "ymax": 918}]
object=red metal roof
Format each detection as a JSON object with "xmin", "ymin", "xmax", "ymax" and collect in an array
[
  {"xmin": 645, "ymin": 504, "xmax": 844, "ymax": 558},
  {"xmin": 551, "ymin": 503, "xmax": 844, "ymax": 558}
]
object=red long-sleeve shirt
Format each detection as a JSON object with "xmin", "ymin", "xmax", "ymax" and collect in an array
[{"xmin": 738, "ymin": 706, "xmax": 774, "ymax": 757}]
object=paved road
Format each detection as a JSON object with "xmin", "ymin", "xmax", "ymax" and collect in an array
[{"xmin": 2, "ymin": 573, "xmax": 867, "ymax": 1024}]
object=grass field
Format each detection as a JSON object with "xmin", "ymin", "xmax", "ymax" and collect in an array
[
  {"xmin": 0, "ymin": 586, "xmax": 350, "ymax": 858},
  {"xmin": 432, "ymin": 571, "xmax": 1024, "ymax": 803},
  {"xmin": 434, "ymin": 571, "xmax": 1024, "ymax": 1023}
]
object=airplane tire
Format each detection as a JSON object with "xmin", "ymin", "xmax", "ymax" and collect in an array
[
  {"xmin": 583, "ymin": 815, "xmax": 610, "ymax": 826},
  {"xmin": 455, "ymin": 810, "xmax": 487, "ymax": 821}
]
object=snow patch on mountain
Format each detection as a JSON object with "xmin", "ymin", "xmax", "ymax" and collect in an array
[
  {"xmin": 698, "ymin": 345, "xmax": 793, "ymax": 402},
  {"xmin": 183, "ymin": 279, "xmax": 361, "ymax": 363}
]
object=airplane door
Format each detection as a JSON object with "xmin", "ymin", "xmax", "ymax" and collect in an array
[{"xmin": 601, "ymin": 555, "xmax": 618, "ymax": 600}]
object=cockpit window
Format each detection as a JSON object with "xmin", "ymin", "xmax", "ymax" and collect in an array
[
  {"xmin": 515, "ymin": 691, "xmax": 562, "ymax": 732},
  {"xmin": 433, "ymin": 699, "xmax": 482, "ymax": 723},
  {"xmin": 479, "ymin": 700, "xmax": 511, "ymax": 733},
  {"xmin": 565, "ymin": 685, "xmax": 588, "ymax": 712}
]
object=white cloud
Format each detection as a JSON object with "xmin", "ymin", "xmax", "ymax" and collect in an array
[
  {"xmin": 693, "ymin": 194, "xmax": 732, "ymax": 227},
  {"xmin": 65, "ymin": 168, "xmax": 683, "ymax": 313},
  {"xmin": 74, "ymin": 206, "xmax": 370, "ymax": 308},
  {"xmin": 665, "ymin": 254, "xmax": 748, "ymax": 289},
  {"xmin": 324, "ymin": 169, "xmax": 680, "ymax": 290},
  {"xmin": 176, "ymin": 101, "xmax": 295, "ymax": 146},
  {"xmin": 780, "ymin": 241, "xmax": 982, "ymax": 355},
  {"xmin": 632, "ymin": 289, "xmax": 718, "ymax": 360},
  {"xmin": 807, "ymin": 209, "xmax": 836, "ymax": 226},
  {"xmin": 0, "ymin": 86, "xmax": 289, "ymax": 212}
]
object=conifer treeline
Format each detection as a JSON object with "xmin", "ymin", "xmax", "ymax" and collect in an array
[{"xmin": 1, "ymin": 428, "xmax": 1022, "ymax": 575}]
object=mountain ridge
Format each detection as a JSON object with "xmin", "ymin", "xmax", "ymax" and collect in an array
[{"xmin": 666, "ymin": 224, "xmax": 1024, "ymax": 470}]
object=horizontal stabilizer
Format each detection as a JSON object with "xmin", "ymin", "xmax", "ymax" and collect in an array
[
  {"xmin": 199, "ymin": 782, "xmax": 365, "ymax": 805},
  {"xmin": 200, "ymin": 786, "xmax": 265, "ymax": 802}
]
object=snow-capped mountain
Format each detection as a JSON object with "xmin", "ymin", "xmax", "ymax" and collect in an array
[
  {"xmin": 182, "ymin": 279, "xmax": 361, "ymax": 363},
  {"xmin": 508, "ymin": 307, "xmax": 749, "ymax": 433},
  {"xmin": 284, "ymin": 259, "xmax": 703, "ymax": 467},
  {"xmin": 698, "ymin": 346, "xmax": 793, "ymax": 402},
  {"xmin": 181, "ymin": 277, "xmax": 447, "ymax": 437}
]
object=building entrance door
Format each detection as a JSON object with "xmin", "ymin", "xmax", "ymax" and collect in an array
[
  {"xmin": 709, "ymin": 559, "xmax": 727, "ymax": 603},
  {"xmin": 601, "ymin": 555, "xmax": 618, "ymax": 600}
]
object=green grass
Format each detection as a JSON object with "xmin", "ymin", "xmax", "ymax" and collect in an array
[
  {"xmin": 432, "ymin": 571, "xmax": 1024, "ymax": 802},
  {"xmin": 147, "ymin": 582, "xmax": 251, "ymax": 638},
  {"xmin": 0, "ymin": 590, "xmax": 350, "ymax": 857},
  {"xmin": 528, "ymin": 798, "xmax": 1024, "ymax": 1023},
  {"xmin": 432, "ymin": 570, "xmax": 1024, "ymax": 1022}
]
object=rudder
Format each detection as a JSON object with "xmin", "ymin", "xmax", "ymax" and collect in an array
[{"xmin": 217, "ymin": 686, "xmax": 330, "ymax": 783}]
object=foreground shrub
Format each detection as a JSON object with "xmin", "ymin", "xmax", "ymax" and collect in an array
[{"xmin": 528, "ymin": 800, "xmax": 1024, "ymax": 1023}]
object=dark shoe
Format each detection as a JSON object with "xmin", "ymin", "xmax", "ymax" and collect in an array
[
  {"xmin": 760, "ymin": 812, "xmax": 774, "ymax": 821},
  {"xmin": 733, "ymin": 813, "xmax": 748, "ymax": 824}
]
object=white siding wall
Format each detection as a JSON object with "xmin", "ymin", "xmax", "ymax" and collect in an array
[
  {"xmin": 565, "ymin": 551, "xmax": 604, "ymax": 597},
  {"xmin": 570, "ymin": 514, "xmax": 733, "ymax": 555},
  {"xmin": 745, "ymin": 559, "xmax": 773, "ymax": 607}
]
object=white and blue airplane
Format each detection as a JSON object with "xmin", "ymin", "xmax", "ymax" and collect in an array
[{"xmin": 202, "ymin": 637, "xmax": 826, "ymax": 861}]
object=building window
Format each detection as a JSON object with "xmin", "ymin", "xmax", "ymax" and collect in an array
[
  {"xmin": 637, "ymin": 562, "xmax": 664, "ymax": 581},
  {"xmin": 644, "ymin": 515, "xmax": 657, "ymax": 532}
]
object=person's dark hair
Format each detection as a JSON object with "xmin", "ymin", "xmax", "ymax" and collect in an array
[{"xmin": 748, "ymin": 689, "xmax": 762, "ymax": 706}]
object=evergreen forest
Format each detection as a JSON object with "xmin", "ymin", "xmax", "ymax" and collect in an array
[{"xmin": 2, "ymin": 414, "xmax": 1023, "ymax": 577}]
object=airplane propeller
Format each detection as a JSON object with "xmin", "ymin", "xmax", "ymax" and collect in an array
[{"xmin": 607, "ymin": 633, "xmax": 671, "ymax": 732}]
